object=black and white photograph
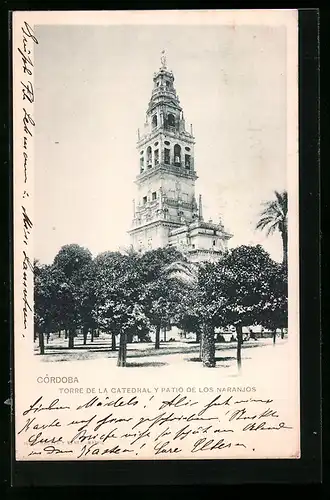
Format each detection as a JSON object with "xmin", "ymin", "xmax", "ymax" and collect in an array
[{"xmin": 13, "ymin": 10, "xmax": 300, "ymax": 461}]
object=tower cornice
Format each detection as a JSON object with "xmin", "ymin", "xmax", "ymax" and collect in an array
[
  {"xmin": 127, "ymin": 219, "xmax": 184, "ymax": 234},
  {"xmin": 135, "ymin": 163, "xmax": 198, "ymax": 184},
  {"xmin": 137, "ymin": 128, "xmax": 195, "ymax": 149}
]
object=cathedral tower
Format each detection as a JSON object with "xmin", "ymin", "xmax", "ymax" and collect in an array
[{"xmin": 128, "ymin": 52, "xmax": 232, "ymax": 262}]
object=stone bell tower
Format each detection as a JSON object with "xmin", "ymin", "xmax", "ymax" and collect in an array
[
  {"xmin": 128, "ymin": 51, "xmax": 198, "ymax": 251},
  {"xmin": 128, "ymin": 52, "xmax": 232, "ymax": 261}
]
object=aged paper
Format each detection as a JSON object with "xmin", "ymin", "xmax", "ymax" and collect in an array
[{"xmin": 13, "ymin": 9, "xmax": 300, "ymax": 461}]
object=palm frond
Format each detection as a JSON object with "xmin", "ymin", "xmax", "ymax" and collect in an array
[
  {"xmin": 163, "ymin": 260, "xmax": 199, "ymax": 286},
  {"xmin": 265, "ymin": 221, "xmax": 279, "ymax": 236},
  {"xmin": 256, "ymin": 216, "xmax": 276, "ymax": 231},
  {"xmin": 256, "ymin": 190, "xmax": 287, "ymax": 235},
  {"xmin": 275, "ymin": 190, "xmax": 287, "ymax": 207}
]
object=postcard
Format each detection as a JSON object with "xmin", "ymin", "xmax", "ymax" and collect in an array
[{"xmin": 13, "ymin": 9, "xmax": 300, "ymax": 461}]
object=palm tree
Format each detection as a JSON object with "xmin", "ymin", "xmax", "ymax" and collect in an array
[{"xmin": 256, "ymin": 190, "xmax": 288, "ymax": 267}]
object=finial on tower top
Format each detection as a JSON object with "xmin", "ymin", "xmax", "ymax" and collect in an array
[{"xmin": 160, "ymin": 49, "xmax": 167, "ymax": 69}]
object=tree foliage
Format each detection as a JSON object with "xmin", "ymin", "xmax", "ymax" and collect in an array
[
  {"xmin": 93, "ymin": 251, "xmax": 150, "ymax": 342},
  {"xmin": 34, "ymin": 242, "xmax": 287, "ymax": 370},
  {"xmin": 138, "ymin": 247, "xmax": 185, "ymax": 348},
  {"xmin": 201, "ymin": 245, "xmax": 288, "ymax": 369}
]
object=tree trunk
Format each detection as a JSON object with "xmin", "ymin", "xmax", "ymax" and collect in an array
[
  {"xmin": 38, "ymin": 331, "xmax": 45, "ymax": 355},
  {"xmin": 162, "ymin": 325, "xmax": 167, "ymax": 342},
  {"xmin": 58, "ymin": 330, "xmax": 61, "ymax": 338},
  {"xmin": 281, "ymin": 328, "xmax": 285, "ymax": 339},
  {"xmin": 282, "ymin": 230, "xmax": 288, "ymax": 268},
  {"xmin": 83, "ymin": 326, "xmax": 88, "ymax": 345},
  {"xmin": 111, "ymin": 332, "xmax": 116, "ymax": 351},
  {"xmin": 202, "ymin": 324, "xmax": 215, "ymax": 368},
  {"xmin": 199, "ymin": 331, "xmax": 203, "ymax": 360},
  {"xmin": 117, "ymin": 331, "xmax": 127, "ymax": 367},
  {"xmin": 91, "ymin": 329, "xmax": 94, "ymax": 342},
  {"xmin": 65, "ymin": 329, "xmax": 68, "ymax": 339},
  {"xmin": 236, "ymin": 325, "xmax": 243, "ymax": 372},
  {"xmin": 273, "ymin": 331, "xmax": 276, "ymax": 345},
  {"xmin": 196, "ymin": 331, "xmax": 201, "ymax": 344},
  {"xmin": 155, "ymin": 323, "xmax": 161, "ymax": 350},
  {"xmin": 68, "ymin": 328, "xmax": 75, "ymax": 349}
]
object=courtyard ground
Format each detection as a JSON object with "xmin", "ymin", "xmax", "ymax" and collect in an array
[{"xmin": 34, "ymin": 335, "xmax": 289, "ymax": 378}]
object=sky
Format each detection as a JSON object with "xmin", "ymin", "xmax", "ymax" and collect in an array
[{"xmin": 34, "ymin": 23, "xmax": 287, "ymax": 264}]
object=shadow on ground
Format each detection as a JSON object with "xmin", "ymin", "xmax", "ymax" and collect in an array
[
  {"xmin": 188, "ymin": 356, "xmax": 236, "ymax": 363},
  {"xmin": 44, "ymin": 342, "xmax": 113, "ymax": 351},
  {"xmin": 125, "ymin": 361, "xmax": 168, "ymax": 368},
  {"xmin": 37, "ymin": 344, "xmax": 201, "ymax": 360},
  {"xmin": 42, "ymin": 348, "xmax": 117, "ymax": 354}
]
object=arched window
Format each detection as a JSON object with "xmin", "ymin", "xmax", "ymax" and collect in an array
[
  {"xmin": 140, "ymin": 156, "xmax": 144, "ymax": 173},
  {"xmin": 185, "ymin": 154, "xmax": 191, "ymax": 169},
  {"xmin": 174, "ymin": 144, "xmax": 181, "ymax": 165},
  {"xmin": 167, "ymin": 114, "xmax": 175, "ymax": 127},
  {"xmin": 154, "ymin": 149, "xmax": 159, "ymax": 165},
  {"xmin": 147, "ymin": 146, "xmax": 152, "ymax": 167},
  {"xmin": 152, "ymin": 115, "xmax": 158, "ymax": 129},
  {"xmin": 164, "ymin": 148, "xmax": 170, "ymax": 164}
]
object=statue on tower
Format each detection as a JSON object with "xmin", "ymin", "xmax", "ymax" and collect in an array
[{"xmin": 160, "ymin": 50, "xmax": 167, "ymax": 69}]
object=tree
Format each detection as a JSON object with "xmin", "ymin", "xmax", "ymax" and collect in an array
[
  {"xmin": 165, "ymin": 259, "xmax": 218, "ymax": 367},
  {"xmin": 258, "ymin": 263, "xmax": 288, "ymax": 344},
  {"xmin": 197, "ymin": 262, "xmax": 225, "ymax": 368},
  {"xmin": 139, "ymin": 247, "xmax": 185, "ymax": 350},
  {"xmin": 256, "ymin": 190, "xmax": 288, "ymax": 268},
  {"xmin": 53, "ymin": 244, "xmax": 93, "ymax": 348},
  {"xmin": 93, "ymin": 251, "xmax": 150, "ymax": 366},
  {"xmin": 210, "ymin": 245, "xmax": 287, "ymax": 371},
  {"xmin": 79, "ymin": 259, "xmax": 99, "ymax": 345},
  {"xmin": 116, "ymin": 302, "xmax": 150, "ymax": 367},
  {"xmin": 34, "ymin": 261, "xmax": 65, "ymax": 354},
  {"xmin": 93, "ymin": 251, "xmax": 122, "ymax": 349},
  {"xmin": 173, "ymin": 289, "xmax": 202, "ymax": 343}
]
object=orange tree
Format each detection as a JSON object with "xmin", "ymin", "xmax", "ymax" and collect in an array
[
  {"xmin": 92, "ymin": 251, "xmax": 151, "ymax": 366},
  {"xmin": 138, "ymin": 247, "xmax": 185, "ymax": 349},
  {"xmin": 52, "ymin": 244, "xmax": 93, "ymax": 348},
  {"xmin": 209, "ymin": 245, "xmax": 288, "ymax": 371}
]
